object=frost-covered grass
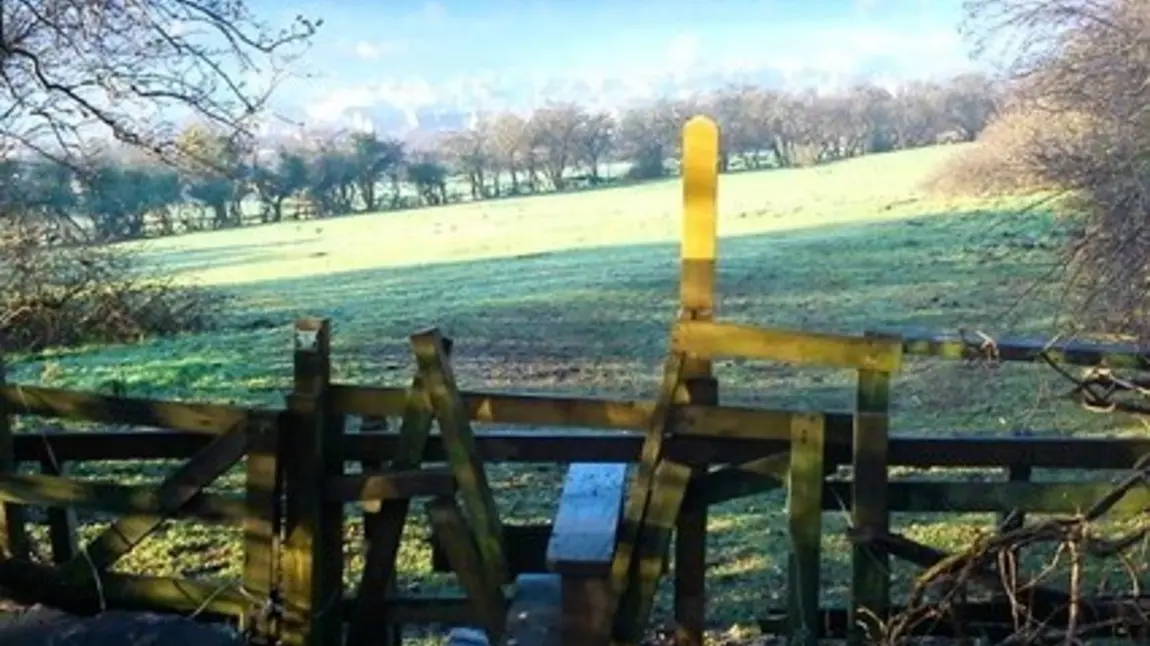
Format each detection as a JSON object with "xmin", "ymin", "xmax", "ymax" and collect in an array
[{"xmin": 8, "ymin": 143, "xmax": 1136, "ymax": 642}]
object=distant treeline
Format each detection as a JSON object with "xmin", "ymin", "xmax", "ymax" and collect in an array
[{"xmin": 2, "ymin": 73, "xmax": 1001, "ymax": 242}]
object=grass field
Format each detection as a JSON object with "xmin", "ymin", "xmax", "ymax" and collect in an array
[{"xmin": 7, "ymin": 143, "xmax": 1141, "ymax": 643}]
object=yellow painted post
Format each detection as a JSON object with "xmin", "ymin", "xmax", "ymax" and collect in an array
[{"xmin": 674, "ymin": 115, "xmax": 720, "ymax": 646}]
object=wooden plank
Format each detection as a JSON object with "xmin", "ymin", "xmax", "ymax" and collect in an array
[
  {"xmin": 412, "ymin": 329, "xmax": 508, "ymax": 586},
  {"xmin": 607, "ymin": 353, "xmax": 685, "ymax": 620},
  {"xmin": 340, "ymin": 432, "xmax": 1147, "ymax": 470},
  {"xmin": 14, "ymin": 431, "xmax": 214, "ymax": 462},
  {"xmin": 674, "ymin": 379, "xmax": 715, "ymax": 646},
  {"xmin": 681, "ymin": 452, "xmax": 790, "ymax": 510},
  {"xmin": 347, "ymin": 376, "xmax": 436, "ymax": 646},
  {"xmin": 281, "ymin": 318, "xmax": 343, "ymax": 646},
  {"xmin": 614, "ymin": 459, "xmax": 693, "ymax": 645},
  {"xmin": 58, "ymin": 416, "xmax": 257, "ymax": 582},
  {"xmin": 426, "ymin": 496, "xmax": 507, "ymax": 641},
  {"xmin": 0, "ymin": 384, "xmax": 251, "ymax": 433},
  {"xmin": 325, "ymin": 468, "xmax": 456, "ymax": 502},
  {"xmin": 329, "ymin": 384, "xmax": 803, "ymax": 440},
  {"xmin": 546, "ymin": 463, "xmax": 628, "ymax": 577},
  {"xmin": 39, "ymin": 458, "xmax": 78, "ymax": 564},
  {"xmin": 849, "ymin": 354, "xmax": 893, "ymax": 646},
  {"xmin": 0, "ymin": 353, "xmax": 29, "ymax": 560},
  {"xmin": 896, "ymin": 331, "xmax": 1150, "ymax": 369},
  {"xmin": 786, "ymin": 413, "xmax": 825, "ymax": 646},
  {"xmin": 0, "ymin": 474, "xmax": 246, "ymax": 522},
  {"xmin": 672, "ymin": 320, "xmax": 904, "ymax": 373},
  {"xmin": 503, "ymin": 573, "xmax": 561, "ymax": 646},
  {"xmin": 0, "ymin": 557, "xmax": 253, "ymax": 618},
  {"xmin": 825, "ymin": 481, "xmax": 1150, "ymax": 515},
  {"xmin": 15, "ymin": 428, "xmax": 1147, "ymax": 471},
  {"xmin": 243, "ymin": 411, "xmax": 282, "ymax": 643}
]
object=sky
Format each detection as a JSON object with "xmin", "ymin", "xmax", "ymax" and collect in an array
[{"xmin": 250, "ymin": 0, "xmax": 979, "ymax": 131}]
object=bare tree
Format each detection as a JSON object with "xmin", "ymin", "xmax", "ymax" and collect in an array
[
  {"xmin": 574, "ymin": 110, "xmax": 615, "ymax": 183},
  {"xmin": 528, "ymin": 103, "xmax": 585, "ymax": 191},
  {"xmin": 488, "ymin": 112, "xmax": 528, "ymax": 195},
  {"xmin": 0, "ymin": 1, "xmax": 316, "ymax": 171},
  {"xmin": 961, "ymin": 0, "xmax": 1150, "ymax": 336}
]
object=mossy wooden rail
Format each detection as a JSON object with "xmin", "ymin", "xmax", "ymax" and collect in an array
[{"xmin": 0, "ymin": 116, "xmax": 1147, "ymax": 646}]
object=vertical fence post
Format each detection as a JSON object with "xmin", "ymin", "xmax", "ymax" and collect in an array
[
  {"xmin": 281, "ymin": 318, "xmax": 344, "ymax": 646},
  {"xmin": 244, "ymin": 410, "xmax": 284, "ymax": 643},
  {"xmin": 849, "ymin": 332, "xmax": 899, "ymax": 645},
  {"xmin": 675, "ymin": 114, "xmax": 720, "ymax": 646},
  {"xmin": 39, "ymin": 457, "xmax": 78, "ymax": 563},
  {"xmin": 0, "ymin": 344, "xmax": 29, "ymax": 560},
  {"xmin": 787, "ymin": 413, "xmax": 825, "ymax": 646}
]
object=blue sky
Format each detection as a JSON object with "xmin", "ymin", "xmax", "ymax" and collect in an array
[{"xmin": 253, "ymin": 0, "xmax": 977, "ymax": 128}]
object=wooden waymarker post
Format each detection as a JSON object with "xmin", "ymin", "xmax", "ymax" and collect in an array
[{"xmin": 675, "ymin": 115, "xmax": 720, "ymax": 646}]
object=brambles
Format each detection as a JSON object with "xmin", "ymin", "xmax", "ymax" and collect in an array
[{"xmin": 0, "ymin": 217, "xmax": 226, "ymax": 352}]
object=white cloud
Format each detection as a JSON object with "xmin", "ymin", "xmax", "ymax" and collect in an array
[
  {"xmin": 299, "ymin": 24, "xmax": 977, "ymax": 134},
  {"xmin": 352, "ymin": 40, "xmax": 408, "ymax": 61},
  {"xmin": 665, "ymin": 33, "xmax": 700, "ymax": 73}
]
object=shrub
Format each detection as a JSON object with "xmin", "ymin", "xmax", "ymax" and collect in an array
[{"xmin": 0, "ymin": 217, "xmax": 226, "ymax": 352}]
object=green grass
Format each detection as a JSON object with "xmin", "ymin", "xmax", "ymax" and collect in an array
[{"xmin": 7, "ymin": 143, "xmax": 1144, "ymax": 643}]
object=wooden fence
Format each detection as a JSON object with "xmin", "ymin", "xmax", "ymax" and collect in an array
[{"xmin": 0, "ymin": 117, "xmax": 1146, "ymax": 646}]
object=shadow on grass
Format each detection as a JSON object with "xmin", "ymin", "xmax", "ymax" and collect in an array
[
  {"xmin": 13, "ymin": 206, "xmax": 1090, "ymax": 434},
  {"xmin": 9, "ymin": 203, "xmax": 1133, "ymax": 637}
]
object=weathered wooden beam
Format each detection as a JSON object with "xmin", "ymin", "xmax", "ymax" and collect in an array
[
  {"xmin": 827, "ymin": 481, "xmax": 1150, "ymax": 515},
  {"xmin": 243, "ymin": 411, "xmax": 283, "ymax": 643},
  {"xmin": 38, "ymin": 458, "xmax": 78, "ymax": 564},
  {"xmin": 677, "ymin": 116, "xmax": 719, "ymax": 646},
  {"xmin": 0, "ymin": 473, "xmax": 246, "ymax": 522},
  {"xmin": 59, "ymin": 414, "xmax": 261, "ymax": 582},
  {"xmin": 12, "ymin": 428, "xmax": 1148, "ymax": 472},
  {"xmin": 0, "ymin": 384, "xmax": 253, "ymax": 433},
  {"xmin": 281, "ymin": 318, "xmax": 343, "ymax": 646},
  {"xmin": 613, "ymin": 459, "xmax": 692, "ymax": 645},
  {"xmin": 426, "ymin": 496, "xmax": 507, "ymax": 641},
  {"xmin": 328, "ymin": 385, "xmax": 812, "ymax": 442},
  {"xmin": 0, "ymin": 351, "xmax": 29, "ymax": 560},
  {"xmin": 850, "ymin": 338, "xmax": 895, "ymax": 646},
  {"xmin": 895, "ymin": 331, "xmax": 1150, "ymax": 369},
  {"xmin": 607, "ymin": 353, "xmax": 685, "ymax": 626},
  {"xmin": 547, "ymin": 463, "xmax": 628, "ymax": 578},
  {"xmin": 412, "ymin": 329, "xmax": 508, "ymax": 586},
  {"xmin": 787, "ymin": 413, "xmax": 825, "ymax": 646},
  {"xmin": 672, "ymin": 320, "xmax": 904, "ymax": 373},
  {"xmin": 347, "ymin": 375, "xmax": 435, "ymax": 646}
]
